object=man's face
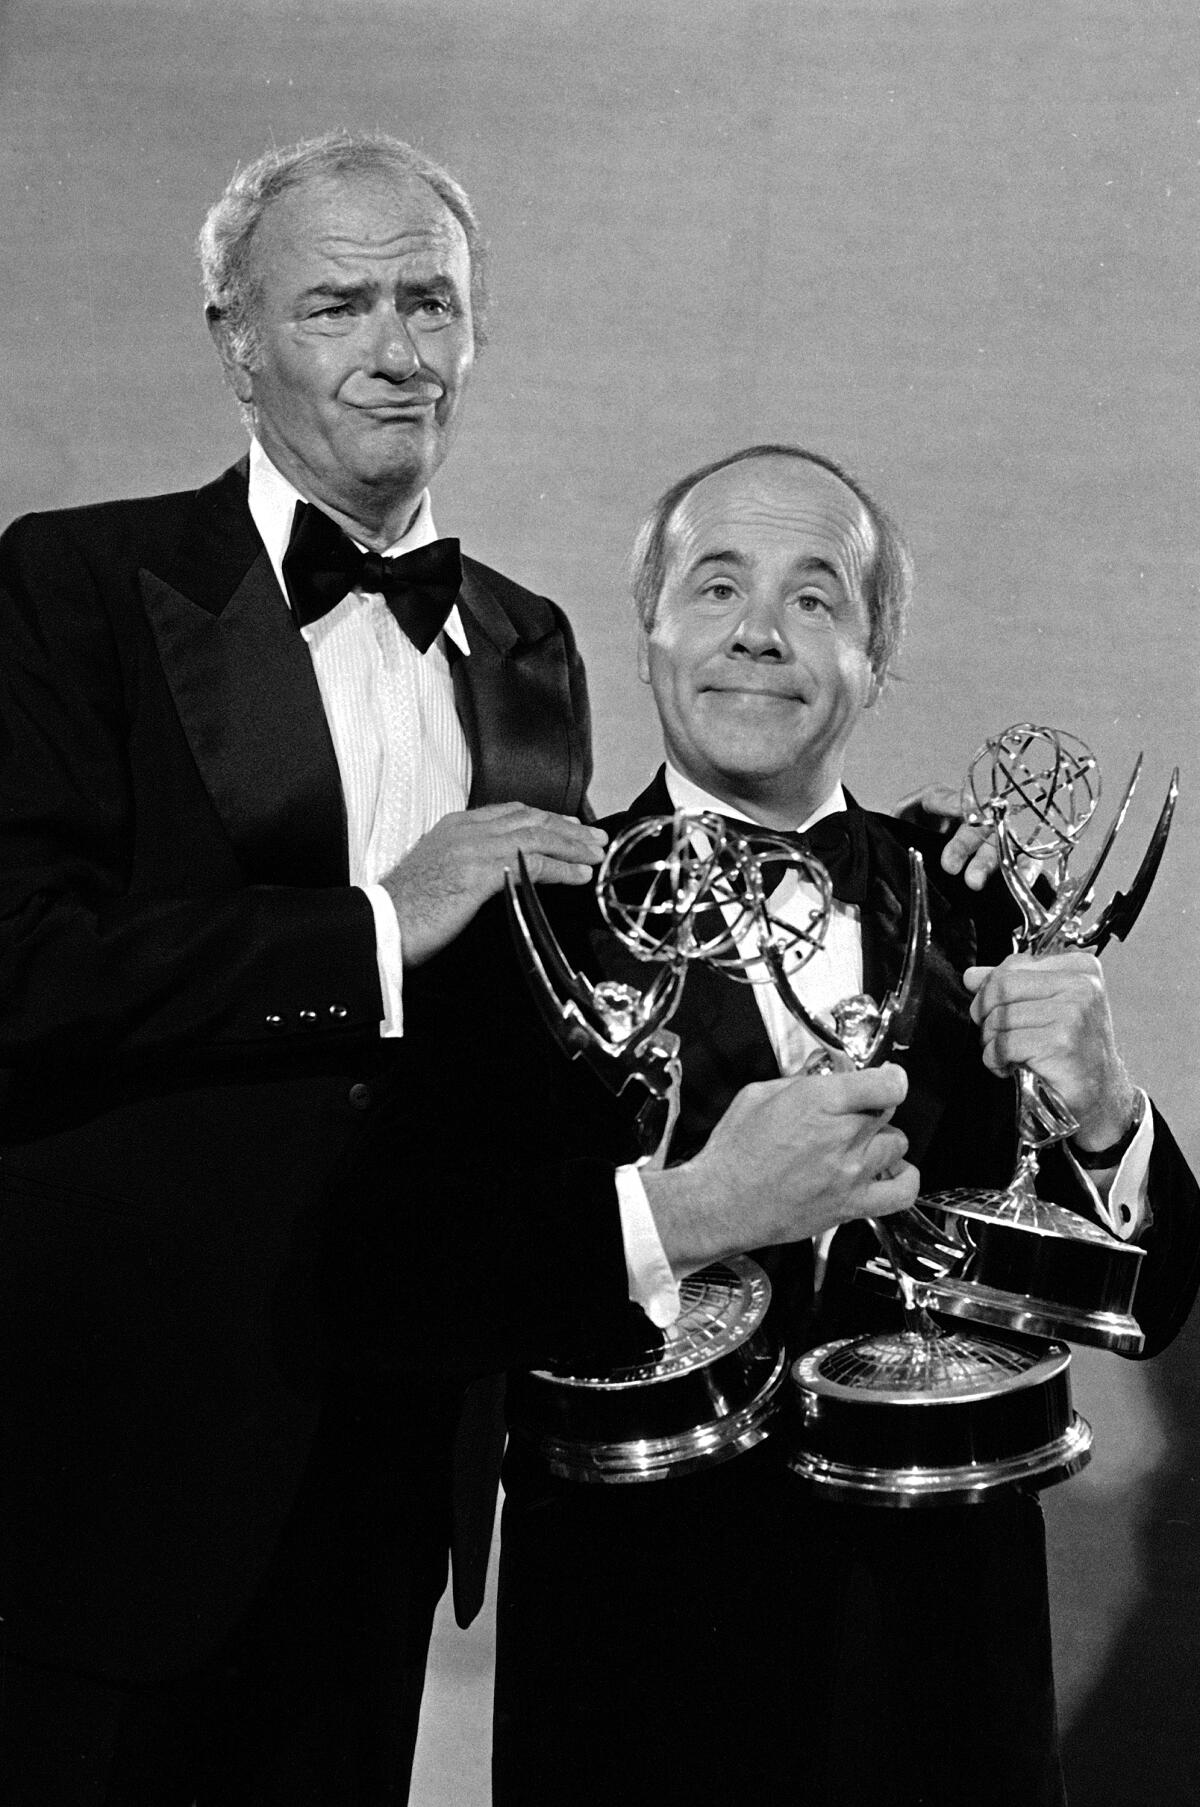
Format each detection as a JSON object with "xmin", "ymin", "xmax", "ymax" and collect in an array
[
  {"xmin": 217, "ymin": 171, "xmax": 474, "ymax": 525},
  {"xmin": 639, "ymin": 455, "xmax": 879, "ymax": 824}
]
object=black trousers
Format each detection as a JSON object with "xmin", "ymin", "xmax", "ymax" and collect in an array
[
  {"xmin": 494, "ymin": 1437, "xmax": 1067, "ymax": 1807},
  {"xmin": 0, "ymin": 1374, "xmax": 459, "ymax": 1807}
]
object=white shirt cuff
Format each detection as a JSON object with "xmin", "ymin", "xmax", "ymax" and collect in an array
[
  {"xmin": 1068, "ymin": 1088, "xmax": 1154, "ymax": 1240},
  {"xmin": 360, "ymin": 883, "xmax": 404, "ymax": 1038},
  {"xmin": 616, "ymin": 1160, "xmax": 681, "ymax": 1328}
]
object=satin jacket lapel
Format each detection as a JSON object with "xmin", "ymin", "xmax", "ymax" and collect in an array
[
  {"xmin": 619, "ymin": 768, "xmax": 675, "ymax": 826},
  {"xmin": 859, "ymin": 812, "xmax": 979, "ymax": 1169},
  {"xmin": 454, "ymin": 561, "xmax": 588, "ymax": 814},
  {"xmin": 137, "ymin": 463, "xmax": 349, "ymax": 887}
]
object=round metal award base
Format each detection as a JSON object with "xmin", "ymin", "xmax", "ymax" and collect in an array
[
  {"xmin": 916, "ymin": 1187, "xmax": 1145, "ymax": 1354},
  {"xmin": 787, "ymin": 1324, "xmax": 1092, "ymax": 1506},
  {"xmin": 510, "ymin": 1256, "xmax": 787, "ymax": 1483}
]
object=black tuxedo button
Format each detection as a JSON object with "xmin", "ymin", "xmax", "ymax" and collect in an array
[
  {"xmin": 265, "ymin": 1013, "xmax": 285, "ymax": 1031},
  {"xmin": 299, "ymin": 1010, "xmax": 318, "ymax": 1028},
  {"xmin": 348, "ymin": 1083, "xmax": 373, "ymax": 1112},
  {"xmin": 329, "ymin": 1004, "xmax": 349, "ymax": 1021}
]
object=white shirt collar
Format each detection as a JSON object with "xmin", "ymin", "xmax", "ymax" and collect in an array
[
  {"xmin": 663, "ymin": 761, "xmax": 848, "ymax": 833},
  {"xmin": 246, "ymin": 438, "xmax": 470, "ymax": 655}
]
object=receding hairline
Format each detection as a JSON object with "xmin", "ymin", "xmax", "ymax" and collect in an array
[
  {"xmin": 198, "ymin": 130, "xmax": 490, "ymax": 367},
  {"xmin": 658, "ymin": 451, "xmax": 878, "ymax": 581},
  {"xmin": 240, "ymin": 166, "xmax": 474, "ymax": 269}
]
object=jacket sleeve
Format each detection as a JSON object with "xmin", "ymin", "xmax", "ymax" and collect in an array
[
  {"xmin": 0, "ymin": 512, "xmax": 383, "ymax": 1069},
  {"xmin": 318, "ymin": 894, "xmax": 643, "ymax": 1371},
  {"xmin": 1038, "ymin": 1107, "xmax": 1200, "ymax": 1360}
]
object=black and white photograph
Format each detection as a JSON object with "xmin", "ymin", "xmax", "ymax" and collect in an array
[{"xmin": 2, "ymin": 3, "xmax": 1198, "ymax": 1802}]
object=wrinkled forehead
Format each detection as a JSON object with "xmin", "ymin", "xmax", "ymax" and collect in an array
[
  {"xmin": 250, "ymin": 171, "xmax": 471, "ymax": 290},
  {"xmin": 665, "ymin": 456, "xmax": 877, "ymax": 598}
]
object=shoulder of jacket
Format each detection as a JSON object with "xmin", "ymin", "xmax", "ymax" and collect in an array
[
  {"xmin": 460, "ymin": 552, "xmax": 571, "ymax": 636},
  {"xmin": 859, "ymin": 805, "xmax": 1019, "ymax": 942},
  {"xmin": 1, "ymin": 461, "xmax": 246, "ymax": 562}
]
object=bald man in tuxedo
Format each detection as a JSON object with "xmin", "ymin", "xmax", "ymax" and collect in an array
[{"xmin": 494, "ymin": 444, "xmax": 1200, "ymax": 1807}]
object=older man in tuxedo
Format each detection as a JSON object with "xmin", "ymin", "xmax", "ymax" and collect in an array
[
  {"xmin": 0, "ymin": 147, "xmax": 921, "ymax": 1804},
  {"xmin": 493, "ymin": 444, "xmax": 1200, "ymax": 1807}
]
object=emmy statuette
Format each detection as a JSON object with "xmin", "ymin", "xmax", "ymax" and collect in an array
[
  {"xmin": 882, "ymin": 724, "xmax": 1179, "ymax": 1355},
  {"xmin": 504, "ymin": 809, "xmax": 833, "ymax": 1482},
  {"xmin": 772, "ymin": 841, "xmax": 1094, "ymax": 1505}
]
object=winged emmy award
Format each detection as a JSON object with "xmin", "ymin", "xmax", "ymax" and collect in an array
[
  {"xmin": 504, "ymin": 809, "xmax": 833, "ymax": 1482},
  {"xmin": 874, "ymin": 724, "xmax": 1179, "ymax": 1356}
]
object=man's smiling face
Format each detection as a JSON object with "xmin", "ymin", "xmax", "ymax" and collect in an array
[{"xmin": 639, "ymin": 454, "xmax": 879, "ymax": 826}]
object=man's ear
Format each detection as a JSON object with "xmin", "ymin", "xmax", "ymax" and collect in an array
[
  {"xmin": 637, "ymin": 629, "xmax": 651, "ymax": 684},
  {"xmin": 206, "ymin": 307, "xmax": 254, "ymax": 405},
  {"xmin": 864, "ymin": 668, "xmax": 883, "ymax": 710}
]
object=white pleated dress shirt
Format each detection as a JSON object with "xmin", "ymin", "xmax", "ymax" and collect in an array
[
  {"xmin": 248, "ymin": 438, "xmax": 471, "ymax": 1036},
  {"xmin": 250, "ymin": 444, "xmax": 658, "ymax": 1312}
]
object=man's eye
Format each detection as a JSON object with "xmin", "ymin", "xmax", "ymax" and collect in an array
[
  {"xmin": 792, "ymin": 592, "xmax": 832, "ymax": 613},
  {"xmin": 311, "ymin": 302, "xmax": 353, "ymax": 319},
  {"xmin": 701, "ymin": 581, "xmax": 738, "ymax": 602}
]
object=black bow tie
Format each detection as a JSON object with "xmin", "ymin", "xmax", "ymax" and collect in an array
[
  {"xmin": 746, "ymin": 810, "xmax": 870, "ymax": 908},
  {"xmin": 282, "ymin": 502, "xmax": 463, "ymax": 652}
]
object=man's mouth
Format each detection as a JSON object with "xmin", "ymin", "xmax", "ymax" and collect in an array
[
  {"xmin": 352, "ymin": 392, "xmax": 442, "ymax": 417},
  {"xmin": 703, "ymin": 684, "xmax": 807, "ymax": 704}
]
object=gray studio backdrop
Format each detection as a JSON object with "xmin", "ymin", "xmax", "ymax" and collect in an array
[{"xmin": 3, "ymin": 2, "xmax": 1198, "ymax": 1802}]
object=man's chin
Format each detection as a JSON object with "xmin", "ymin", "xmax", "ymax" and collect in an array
[
  {"xmin": 340, "ymin": 410, "xmax": 445, "ymax": 466},
  {"xmin": 697, "ymin": 739, "xmax": 816, "ymax": 789},
  {"xmin": 685, "ymin": 743, "xmax": 832, "ymax": 814},
  {"xmin": 344, "ymin": 441, "xmax": 441, "ymax": 501}
]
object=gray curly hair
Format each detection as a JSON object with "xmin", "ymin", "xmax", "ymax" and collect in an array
[{"xmin": 198, "ymin": 128, "xmax": 488, "ymax": 367}]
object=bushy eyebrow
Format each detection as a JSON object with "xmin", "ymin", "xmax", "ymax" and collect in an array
[
  {"xmin": 689, "ymin": 549, "xmax": 750, "ymax": 575},
  {"xmin": 687, "ymin": 550, "xmax": 842, "ymax": 583},
  {"xmin": 298, "ymin": 281, "xmax": 368, "ymax": 302},
  {"xmin": 297, "ymin": 273, "xmax": 461, "ymax": 305}
]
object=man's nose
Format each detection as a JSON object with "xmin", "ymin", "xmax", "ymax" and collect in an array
[
  {"xmin": 728, "ymin": 596, "xmax": 787, "ymax": 658},
  {"xmin": 368, "ymin": 311, "xmax": 421, "ymax": 379}
]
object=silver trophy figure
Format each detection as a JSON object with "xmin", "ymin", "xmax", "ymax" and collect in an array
[
  {"xmin": 510, "ymin": 808, "xmax": 1095, "ymax": 1502},
  {"xmin": 505, "ymin": 809, "xmax": 833, "ymax": 1482},
  {"xmin": 773, "ymin": 844, "xmax": 1094, "ymax": 1506},
  {"xmin": 895, "ymin": 723, "xmax": 1179, "ymax": 1354}
]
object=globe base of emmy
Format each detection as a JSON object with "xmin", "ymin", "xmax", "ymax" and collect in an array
[
  {"xmin": 508, "ymin": 1256, "xmax": 788, "ymax": 1483},
  {"xmin": 911, "ymin": 1183, "xmax": 1146, "ymax": 1354},
  {"xmin": 787, "ymin": 1324, "xmax": 1093, "ymax": 1506}
]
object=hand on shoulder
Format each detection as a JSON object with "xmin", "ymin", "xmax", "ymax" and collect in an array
[{"xmin": 384, "ymin": 804, "xmax": 607, "ymax": 966}]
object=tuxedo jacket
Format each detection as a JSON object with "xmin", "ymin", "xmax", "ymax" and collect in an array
[
  {"xmin": 0, "ymin": 460, "xmax": 635, "ymax": 1683},
  {"xmin": 607, "ymin": 770, "xmax": 1200, "ymax": 1359},
  {"xmin": 497, "ymin": 774, "xmax": 1200, "ymax": 1807}
]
